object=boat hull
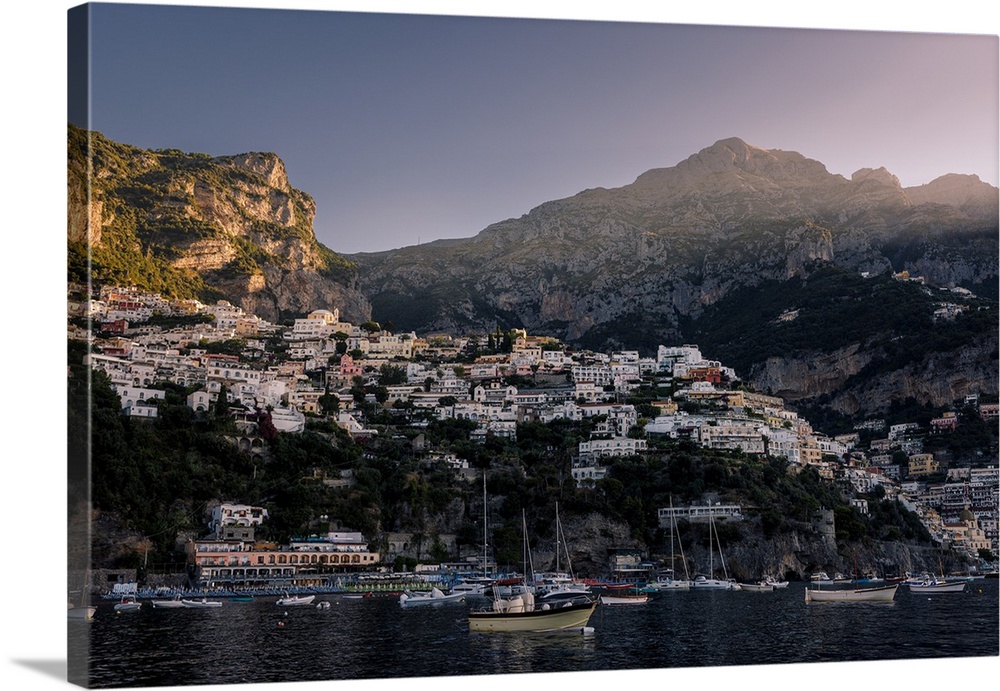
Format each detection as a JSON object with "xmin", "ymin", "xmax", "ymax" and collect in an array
[
  {"xmin": 181, "ymin": 599, "xmax": 223, "ymax": 608},
  {"xmin": 907, "ymin": 581, "xmax": 967, "ymax": 593},
  {"xmin": 399, "ymin": 592, "xmax": 467, "ymax": 607},
  {"xmin": 600, "ymin": 594, "xmax": 649, "ymax": 605},
  {"xmin": 468, "ymin": 601, "xmax": 597, "ymax": 633},
  {"xmin": 804, "ymin": 584, "xmax": 898, "ymax": 602},
  {"xmin": 739, "ymin": 583, "xmax": 776, "ymax": 592}
]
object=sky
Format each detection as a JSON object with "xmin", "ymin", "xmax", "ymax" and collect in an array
[
  {"xmin": 1, "ymin": 3, "xmax": 998, "ymax": 691},
  {"xmin": 70, "ymin": 1, "xmax": 999, "ymax": 255}
]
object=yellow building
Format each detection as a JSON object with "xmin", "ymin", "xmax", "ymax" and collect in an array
[{"xmin": 908, "ymin": 453, "xmax": 940, "ymax": 477}]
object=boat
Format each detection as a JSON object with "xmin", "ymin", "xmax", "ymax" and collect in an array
[
  {"xmin": 181, "ymin": 597, "xmax": 224, "ymax": 608},
  {"xmin": 67, "ymin": 601, "xmax": 97, "ymax": 620},
  {"xmin": 738, "ymin": 580, "xmax": 777, "ymax": 592},
  {"xmin": 645, "ymin": 569, "xmax": 691, "ymax": 591},
  {"xmin": 807, "ymin": 552, "xmax": 898, "ymax": 602},
  {"xmin": 645, "ymin": 497, "xmax": 692, "ymax": 591},
  {"xmin": 468, "ymin": 502, "xmax": 597, "ymax": 633},
  {"xmin": 468, "ymin": 589, "xmax": 597, "ymax": 633},
  {"xmin": 906, "ymin": 577, "xmax": 967, "ymax": 594},
  {"xmin": 599, "ymin": 591, "xmax": 650, "ymax": 605},
  {"xmin": 534, "ymin": 504, "xmax": 593, "ymax": 602},
  {"xmin": 690, "ymin": 509, "xmax": 740, "ymax": 590},
  {"xmin": 229, "ymin": 595, "xmax": 254, "ymax": 602},
  {"xmin": 764, "ymin": 575, "xmax": 789, "ymax": 589},
  {"xmin": 804, "ymin": 583, "xmax": 898, "ymax": 602},
  {"xmin": 399, "ymin": 587, "xmax": 467, "ymax": 607},
  {"xmin": 810, "ymin": 572, "xmax": 834, "ymax": 585},
  {"xmin": 275, "ymin": 592, "xmax": 316, "ymax": 606},
  {"xmin": 113, "ymin": 595, "xmax": 142, "ymax": 612},
  {"xmin": 449, "ymin": 578, "xmax": 492, "ymax": 597},
  {"xmin": 151, "ymin": 594, "xmax": 185, "ymax": 609},
  {"xmin": 691, "ymin": 574, "xmax": 741, "ymax": 590}
]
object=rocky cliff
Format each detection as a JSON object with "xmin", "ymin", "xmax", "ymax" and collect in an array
[
  {"xmin": 353, "ymin": 138, "xmax": 996, "ymax": 338},
  {"xmin": 67, "ymin": 124, "xmax": 371, "ymax": 323},
  {"xmin": 352, "ymin": 137, "xmax": 998, "ymax": 414}
]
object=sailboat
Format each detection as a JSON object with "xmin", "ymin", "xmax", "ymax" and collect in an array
[
  {"xmin": 468, "ymin": 503, "xmax": 597, "ymax": 633},
  {"xmin": 647, "ymin": 497, "xmax": 691, "ymax": 591},
  {"xmin": 805, "ymin": 550, "xmax": 898, "ymax": 602},
  {"xmin": 690, "ymin": 506, "xmax": 740, "ymax": 590},
  {"xmin": 534, "ymin": 503, "xmax": 592, "ymax": 602}
]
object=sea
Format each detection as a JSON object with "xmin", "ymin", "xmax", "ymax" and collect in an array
[{"xmin": 73, "ymin": 580, "xmax": 999, "ymax": 689}]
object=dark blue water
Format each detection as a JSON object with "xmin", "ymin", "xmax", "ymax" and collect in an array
[{"xmin": 77, "ymin": 581, "xmax": 999, "ymax": 688}]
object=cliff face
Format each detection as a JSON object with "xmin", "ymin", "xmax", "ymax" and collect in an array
[
  {"xmin": 352, "ymin": 137, "xmax": 997, "ymax": 414},
  {"xmin": 67, "ymin": 124, "xmax": 371, "ymax": 323},
  {"xmin": 353, "ymin": 139, "xmax": 996, "ymax": 343}
]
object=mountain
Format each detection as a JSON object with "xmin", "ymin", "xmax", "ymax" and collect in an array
[
  {"xmin": 67, "ymin": 124, "xmax": 371, "ymax": 324},
  {"xmin": 351, "ymin": 137, "xmax": 998, "ymax": 414}
]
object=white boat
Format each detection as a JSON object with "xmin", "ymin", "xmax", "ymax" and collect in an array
[
  {"xmin": 275, "ymin": 593, "xmax": 316, "ymax": 606},
  {"xmin": 468, "ymin": 589, "xmax": 597, "ymax": 633},
  {"xmin": 645, "ymin": 569, "xmax": 691, "ymax": 591},
  {"xmin": 114, "ymin": 595, "xmax": 142, "ymax": 612},
  {"xmin": 68, "ymin": 602, "xmax": 97, "ymax": 620},
  {"xmin": 449, "ymin": 578, "xmax": 491, "ymax": 597},
  {"xmin": 691, "ymin": 574, "xmax": 741, "ymax": 590},
  {"xmin": 399, "ymin": 587, "xmax": 467, "ymax": 607},
  {"xmin": 810, "ymin": 572, "xmax": 834, "ymax": 584},
  {"xmin": 151, "ymin": 594, "xmax": 186, "ymax": 609},
  {"xmin": 907, "ymin": 577, "xmax": 967, "ymax": 594},
  {"xmin": 690, "ymin": 509, "xmax": 739, "ymax": 591},
  {"xmin": 468, "ymin": 501, "xmax": 597, "ymax": 633},
  {"xmin": 599, "ymin": 592, "xmax": 650, "ymax": 605},
  {"xmin": 764, "ymin": 575, "xmax": 789, "ymax": 589},
  {"xmin": 805, "ymin": 584, "xmax": 898, "ymax": 602},
  {"xmin": 739, "ymin": 581, "xmax": 777, "ymax": 592},
  {"xmin": 181, "ymin": 597, "xmax": 224, "ymax": 608},
  {"xmin": 534, "ymin": 504, "xmax": 593, "ymax": 601}
]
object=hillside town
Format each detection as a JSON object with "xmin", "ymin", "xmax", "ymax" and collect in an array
[{"xmin": 69, "ymin": 284, "xmax": 999, "ymax": 588}]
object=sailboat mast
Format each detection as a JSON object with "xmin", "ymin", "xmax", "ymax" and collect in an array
[
  {"xmin": 483, "ymin": 471, "xmax": 488, "ymax": 578},
  {"xmin": 669, "ymin": 497, "xmax": 675, "ymax": 575},
  {"xmin": 708, "ymin": 508, "xmax": 714, "ymax": 576},
  {"xmin": 555, "ymin": 503, "xmax": 561, "ymax": 574}
]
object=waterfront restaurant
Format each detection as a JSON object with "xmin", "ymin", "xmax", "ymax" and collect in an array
[{"xmin": 188, "ymin": 531, "xmax": 381, "ymax": 589}]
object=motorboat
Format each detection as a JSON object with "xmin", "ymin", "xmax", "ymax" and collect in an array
[
  {"xmin": 906, "ymin": 577, "xmax": 967, "ymax": 594},
  {"xmin": 599, "ymin": 591, "xmax": 650, "ymax": 605},
  {"xmin": 810, "ymin": 572, "xmax": 834, "ymax": 584},
  {"xmin": 449, "ymin": 578, "xmax": 492, "ymax": 597},
  {"xmin": 644, "ymin": 568, "xmax": 691, "ymax": 591},
  {"xmin": 181, "ymin": 597, "xmax": 224, "ymax": 608},
  {"xmin": 468, "ymin": 589, "xmax": 597, "ymax": 633},
  {"xmin": 151, "ymin": 594, "xmax": 185, "ymax": 609},
  {"xmin": 764, "ymin": 575, "xmax": 789, "ymax": 589},
  {"xmin": 691, "ymin": 574, "xmax": 741, "ymax": 590},
  {"xmin": 275, "ymin": 593, "xmax": 316, "ymax": 606},
  {"xmin": 738, "ymin": 581, "xmax": 777, "ymax": 592},
  {"xmin": 114, "ymin": 595, "xmax": 142, "ymax": 612},
  {"xmin": 399, "ymin": 587, "xmax": 467, "ymax": 607},
  {"xmin": 805, "ymin": 583, "xmax": 898, "ymax": 602}
]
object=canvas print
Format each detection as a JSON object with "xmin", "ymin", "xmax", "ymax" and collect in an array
[{"xmin": 67, "ymin": 2, "xmax": 999, "ymax": 689}]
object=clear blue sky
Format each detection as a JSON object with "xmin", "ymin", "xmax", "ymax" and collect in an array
[
  {"xmin": 78, "ymin": 2, "xmax": 998, "ymax": 253},
  {"xmin": 76, "ymin": 2, "xmax": 999, "ymax": 255}
]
